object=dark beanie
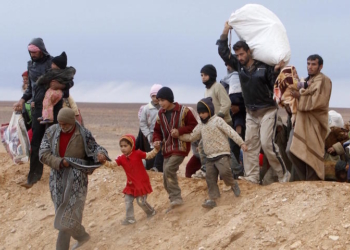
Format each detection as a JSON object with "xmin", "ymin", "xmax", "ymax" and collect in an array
[
  {"xmin": 197, "ymin": 97, "xmax": 215, "ymax": 117},
  {"xmin": 335, "ymin": 160, "xmax": 347, "ymax": 173},
  {"xmin": 52, "ymin": 52, "xmax": 67, "ymax": 69},
  {"xmin": 200, "ymin": 64, "xmax": 217, "ymax": 79},
  {"xmin": 156, "ymin": 87, "xmax": 174, "ymax": 103}
]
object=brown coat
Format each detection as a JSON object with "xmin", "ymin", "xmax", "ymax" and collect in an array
[{"xmin": 290, "ymin": 72, "xmax": 332, "ymax": 180}]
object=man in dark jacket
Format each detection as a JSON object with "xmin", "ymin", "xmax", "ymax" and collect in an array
[
  {"xmin": 216, "ymin": 22, "xmax": 290, "ymax": 184},
  {"xmin": 13, "ymin": 38, "xmax": 72, "ymax": 188}
]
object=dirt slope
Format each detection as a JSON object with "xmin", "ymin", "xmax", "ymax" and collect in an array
[
  {"xmin": 1, "ymin": 102, "xmax": 350, "ymax": 249},
  {"xmin": 1, "ymin": 152, "xmax": 350, "ymax": 250}
]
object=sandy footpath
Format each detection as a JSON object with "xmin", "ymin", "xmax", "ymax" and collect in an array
[{"xmin": 1, "ymin": 102, "xmax": 350, "ymax": 250}]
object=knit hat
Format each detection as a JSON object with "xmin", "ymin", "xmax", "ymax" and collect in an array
[
  {"xmin": 22, "ymin": 71, "xmax": 28, "ymax": 77},
  {"xmin": 197, "ymin": 97, "xmax": 215, "ymax": 117},
  {"xmin": 335, "ymin": 160, "xmax": 347, "ymax": 173},
  {"xmin": 57, "ymin": 108, "xmax": 76, "ymax": 125},
  {"xmin": 150, "ymin": 84, "xmax": 163, "ymax": 97},
  {"xmin": 52, "ymin": 52, "xmax": 67, "ymax": 69},
  {"xmin": 200, "ymin": 64, "xmax": 217, "ymax": 79},
  {"xmin": 156, "ymin": 87, "xmax": 174, "ymax": 103}
]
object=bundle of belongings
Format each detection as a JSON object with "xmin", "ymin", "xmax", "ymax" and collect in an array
[
  {"xmin": 0, "ymin": 112, "xmax": 31, "ymax": 164},
  {"xmin": 228, "ymin": 4, "xmax": 291, "ymax": 66},
  {"xmin": 273, "ymin": 66, "xmax": 301, "ymax": 124}
]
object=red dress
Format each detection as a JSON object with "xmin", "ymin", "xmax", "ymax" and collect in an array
[{"xmin": 116, "ymin": 135, "xmax": 153, "ymax": 197}]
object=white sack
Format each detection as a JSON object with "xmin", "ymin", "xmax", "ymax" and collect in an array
[
  {"xmin": 0, "ymin": 112, "xmax": 30, "ymax": 164},
  {"xmin": 228, "ymin": 4, "xmax": 291, "ymax": 66},
  {"xmin": 328, "ymin": 110, "xmax": 344, "ymax": 128}
]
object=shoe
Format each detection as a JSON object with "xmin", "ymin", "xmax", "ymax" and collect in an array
[
  {"xmin": 150, "ymin": 167, "xmax": 158, "ymax": 172},
  {"xmin": 40, "ymin": 119, "xmax": 53, "ymax": 124},
  {"xmin": 191, "ymin": 170, "xmax": 206, "ymax": 179},
  {"xmin": 202, "ymin": 199, "xmax": 217, "ymax": 209},
  {"xmin": 170, "ymin": 199, "xmax": 183, "ymax": 208},
  {"xmin": 37, "ymin": 117, "xmax": 43, "ymax": 121},
  {"xmin": 147, "ymin": 209, "xmax": 156, "ymax": 218},
  {"xmin": 20, "ymin": 181, "xmax": 35, "ymax": 189},
  {"xmin": 279, "ymin": 171, "xmax": 291, "ymax": 183},
  {"xmin": 72, "ymin": 234, "xmax": 91, "ymax": 249},
  {"xmin": 121, "ymin": 218, "xmax": 136, "ymax": 225},
  {"xmin": 231, "ymin": 181, "xmax": 241, "ymax": 197},
  {"xmin": 233, "ymin": 170, "xmax": 244, "ymax": 180}
]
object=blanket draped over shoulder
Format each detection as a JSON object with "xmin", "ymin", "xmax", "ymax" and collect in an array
[
  {"xmin": 37, "ymin": 67, "xmax": 76, "ymax": 89},
  {"xmin": 290, "ymin": 72, "xmax": 332, "ymax": 180},
  {"xmin": 274, "ymin": 66, "xmax": 300, "ymax": 124},
  {"xmin": 39, "ymin": 123, "xmax": 109, "ymax": 234}
]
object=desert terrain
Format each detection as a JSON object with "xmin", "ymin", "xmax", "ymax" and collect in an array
[{"xmin": 1, "ymin": 101, "xmax": 350, "ymax": 250}]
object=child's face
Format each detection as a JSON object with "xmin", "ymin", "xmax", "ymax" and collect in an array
[
  {"xmin": 51, "ymin": 63, "xmax": 60, "ymax": 69},
  {"xmin": 199, "ymin": 112, "xmax": 209, "ymax": 120},
  {"xmin": 151, "ymin": 95, "xmax": 159, "ymax": 105},
  {"xmin": 201, "ymin": 73, "xmax": 210, "ymax": 83},
  {"xmin": 159, "ymin": 98, "xmax": 171, "ymax": 110},
  {"xmin": 120, "ymin": 140, "xmax": 132, "ymax": 155}
]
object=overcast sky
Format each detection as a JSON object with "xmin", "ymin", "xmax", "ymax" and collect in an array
[{"xmin": 0, "ymin": 0, "xmax": 349, "ymax": 107}]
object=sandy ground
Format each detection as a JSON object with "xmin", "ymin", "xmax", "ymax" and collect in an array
[{"xmin": 1, "ymin": 101, "xmax": 350, "ymax": 250}]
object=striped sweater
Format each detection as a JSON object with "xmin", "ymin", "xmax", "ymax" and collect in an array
[{"xmin": 153, "ymin": 102, "xmax": 198, "ymax": 158}]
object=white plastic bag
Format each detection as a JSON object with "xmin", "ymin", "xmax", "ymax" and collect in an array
[
  {"xmin": 228, "ymin": 4, "xmax": 291, "ymax": 66},
  {"xmin": 0, "ymin": 112, "xmax": 30, "ymax": 164},
  {"xmin": 328, "ymin": 110, "xmax": 344, "ymax": 128}
]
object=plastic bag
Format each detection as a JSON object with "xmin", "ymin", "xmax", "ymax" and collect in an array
[
  {"xmin": 228, "ymin": 4, "xmax": 291, "ymax": 66},
  {"xmin": 328, "ymin": 110, "xmax": 344, "ymax": 128},
  {"xmin": 0, "ymin": 112, "xmax": 31, "ymax": 164}
]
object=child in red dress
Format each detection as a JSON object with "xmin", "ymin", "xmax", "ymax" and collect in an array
[{"xmin": 104, "ymin": 134, "xmax": 159, "ymax": 225}]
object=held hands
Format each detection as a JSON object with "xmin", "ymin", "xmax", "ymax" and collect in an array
[
  {"xmin": 241, "ymin": 143, "xmax": 248, "ymax": 152},
  {"xmin": 171, "ymin": 129, "xmax": 179, "ymax": 138},
  {"xmin": 97, "ymin": 153, "xmax": 107, "ymax": 164}
]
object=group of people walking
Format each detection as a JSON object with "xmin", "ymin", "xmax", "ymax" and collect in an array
[{"xmin": 11, "ymin": 20, "xmax": 332, "ymax": 249}]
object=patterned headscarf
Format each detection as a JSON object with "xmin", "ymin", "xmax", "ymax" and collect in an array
[{"xmin": 273, "ymin": 66, "xmax": 300, "ymax": 124}]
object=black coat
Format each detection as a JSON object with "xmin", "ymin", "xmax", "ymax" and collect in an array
[{"xmin": 216, "ymin": 37, "xmax": 278, "ymax": 111}]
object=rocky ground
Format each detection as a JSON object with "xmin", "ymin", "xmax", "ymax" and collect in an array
[{"xmin": 1, "ymin": 102, "xmax": 350, "ymax": 250}]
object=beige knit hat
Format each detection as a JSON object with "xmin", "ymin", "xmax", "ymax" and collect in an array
[{"xmin": 57, "ymin": 108, "xmax": 75, "ymax": 125}]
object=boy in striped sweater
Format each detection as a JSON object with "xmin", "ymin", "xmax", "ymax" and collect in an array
[{"xmin": 153, "ymin": 87, "xmax": 198, "ymax": 208}]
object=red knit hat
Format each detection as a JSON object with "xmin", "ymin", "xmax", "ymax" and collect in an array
[{"xmin": 22, "ymin": 71, "xmax": 28, "ymax": 77}]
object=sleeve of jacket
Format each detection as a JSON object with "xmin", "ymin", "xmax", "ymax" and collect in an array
[
  {"xmin": 140, "ymin": 105, "xmax": 151, "ymax": 137},
  {"xmin": 178, "ymin": 108, "xmax": 198, "ymax": 135},
  {"xmin": 216, "ymin": 34, "xmax": 239, "ymax": 71},
  {"xmin": 62, "ymin": 80, "xmax": 74, "ymax": 98},
  {"xmin": 298, "ymin": 74, "xmax": 332, "ymax": 112},
  {"xmin": 267, "ymin": 65, "xmax": 279, "ymax": 90},
  {"xmin": 179, "ymin": 124, "xmax": 202, "ymax": 142},
  {"xmin": 216, "ymin": 118, "xmax": 244, "ymax": 146},
  {"xmin": 152, "ymin": 114, "xmax": 163, "ymax": 142},
  {"xmin": 39, "ymin": 126, "xmax": 63, "ymax": 170},
  {"xmin": 216, "ymin": 84, "xmax": 232, "ymax": 118}
]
